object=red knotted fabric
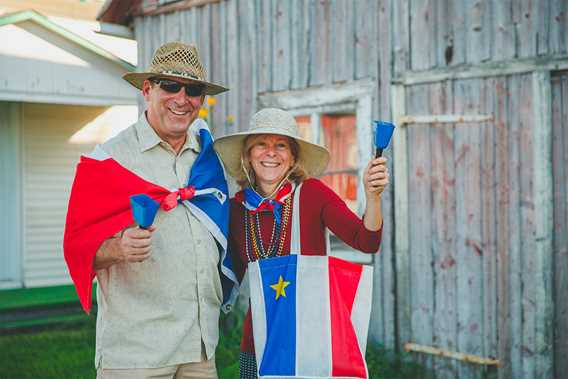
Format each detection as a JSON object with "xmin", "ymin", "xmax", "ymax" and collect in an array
[{"xmin": 161, "ymin": 186, "xmax": 196, "ymax": 211}]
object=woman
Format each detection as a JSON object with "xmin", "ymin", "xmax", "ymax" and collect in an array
[{"xmin": 214, "ymin": 108, "xmax": 389, "ymax": 378}]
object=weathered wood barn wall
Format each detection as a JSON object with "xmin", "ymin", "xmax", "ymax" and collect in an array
[{"xmin": 99, "ymin": 0, "xmax": 567, "ymax": 378}]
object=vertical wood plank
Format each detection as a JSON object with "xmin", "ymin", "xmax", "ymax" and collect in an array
[
  {"xmin": 208, "ymin": 2, "xmax": 225, "ymax": 137},
  {"xmin": 332, "ymin": 0, "xmax": 354, "ymax": 82},
  {"xmin": 435, "ymin": 0, "xmax": 449, "ymax": 67},
  {"xmin": 167, "ymin": 11, "xmax": 182, "ymax": 41},
  {"xmin": 256, "ymin": 0, "xmax": 272, "ymax": 93},
  {"xmin": 238, "ymin": 0, "xmax": 257, "ymax": 131},
  {"xmin": 378, "ymin": 0, "xmax": 391, "ymax": 119},
  {"xmin": 492, "ymin": 75, "xmax": 511, "ymax": 379},
  {"xmin": 146, "ymin": 16, "xmax": 159, "ymax": 64},
  {"xmin": 531, "ymin": 70, "xmax": 554, "ymax": 377},
  {"xmin": 158, "ymin": 13, "xmax": 167, "ymax": 45},
  {"xmin": 272, "ymin": 0, "xmax": 290, "ymax": 91},
  {"xmin": 454, "ymin": 78, "xmax": 484, "ymax": 379},
  {"xmin": 198, "ymin": 5, "xmax": 211, "ymax": 77},
  {"xmin": 392, "ymin": 84, "xmax": 410, "ymax": 352},
  {"xmin": 467, "ymin": 0, "xmax": 491, "ymax": 64},
  {"xmin": 535, "ymin": 0, "xmax": 550, "ymax": 56},
  {"xmin": 516, "ymin": 0, "xmax": 537, "ymax": 58},
  {"xmin": 187, "ymin": 7, "xmax": 198, "ymax": 44},
  {"xmin": 392, "ymin": 0, "xmax": 410, "ymax": 77},
  {"xmin": 493, "ymin": 0, "xmax": 515, "ymax": 61},
  {"xmin": 430, "ymin": 80, "xmax": 457, "ymax": 378},
  {"xmin": 549, "ymin": 0, "xmax": 567, "ymax": 55},
  {"xmin": 309, "ymin": 0, "xmax": 332, "ymax": 86},
  {"xmin": 179, "ymin": 8, "xmax": 189, "ymax": 42},
  {"xmin": 563, "ymin": 78, "xmax": 568, "ymax": 366},
  {"xmin": 197, "ymin": 6, "xmax": 212, "ymax": 131},
  {"xmin": 552, "ymin": 74, "xmax": 568, "ymax": 379},
  {"xmin": 133, "ymin": 17, "xmax": 144, "ymax": 66},
  {"xmin": 505, "ymin": 74, "xmax": 523, "ymax": 379},
  {"xmin": 480, "ymin": 75, "xmax": 498, "ymax": 369},
  {"xmin": 410, "ymin": 0, "xmax": 436, "ymax": 70},
  {"xmin": 133, "ymin": 17, "xmax": 147, "ymax": 110},
  {"xmin": 406, "ymin": 84, "xmax": 434, "ymax": 371},
  {"xmin": 519, "ymin": 73, "xmax": 536, "ymax": 378},
  {"xmin": 217, "ymin": 1, "xmax": 229, "ymax": 134},
  {"xmin": 226, "ymin": 0, "xmax": 240, "ymax": 131},
  {"xmin": 290, "ymin": 0, "xmax": 310, "ymax": 89},
  {"xmin": 355, "ymin": 0, "xmax": 378, "ymax": 80},
  {"xmin": 177, "ymin": 9, "xmax": 190, "ymax": 47},
  {"xmin": 447, "ymin": 0, "xmax": 465, "ymax": 66}
]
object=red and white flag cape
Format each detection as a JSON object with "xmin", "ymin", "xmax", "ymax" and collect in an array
[
  {"xmin": 63, "ymin": 146, "xmax": 177, "ymax": 313},
  {"xmin": 64, "ymin": 120, "xmax": 236, "ymax": 314}
]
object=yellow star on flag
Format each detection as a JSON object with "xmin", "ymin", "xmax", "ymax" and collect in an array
[{"xmin": 270, "ymin": 275, "xmax": 290, "ymax": 300}]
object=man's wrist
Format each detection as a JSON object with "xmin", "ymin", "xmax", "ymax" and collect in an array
[
  {"xmin": 108, "ymin": 236, "xmax": 125, "ymax": 263},
  {"xmin": 95, "ymin": 236, "xmax": 124, "ymax": 269}
]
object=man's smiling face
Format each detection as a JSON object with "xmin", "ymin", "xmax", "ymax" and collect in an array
[{"xmin": 142, "ymin": 78, "xmax": 205, "ymax": 142}]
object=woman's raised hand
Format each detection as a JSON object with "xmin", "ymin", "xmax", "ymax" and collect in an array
[{"xmin": 363, "ymin": 157, "xmax": 389, "ymax": 200}]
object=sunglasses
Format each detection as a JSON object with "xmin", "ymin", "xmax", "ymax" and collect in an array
[{"xmin": 150, "ymin": 78, "xmax": 204, "ymax": 97}]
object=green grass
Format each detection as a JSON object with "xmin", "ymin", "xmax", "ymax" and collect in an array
[
  {"xmin": 366, "ymin": 343, "xmax": 434, "ymax": 378},
  {"xmin": 0, "ymin": 317, "xmax": 97, "ymax": 379},
  {"xmin": 0, "ymin": 311, "xmax": 430, "ymax": 379},
  {"xmin": 1, "ymin": 312, "xmax": 88, "ymax": 330},
  {"xmin": 0, "ymin": 314, "xmax": 242, "ymax": 379},
  {"xmin": 0, "ymin": 285, "xmax": 81, "ymax": 311}
]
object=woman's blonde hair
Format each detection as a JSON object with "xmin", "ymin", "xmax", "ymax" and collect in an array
[{"xmin": 236, "ymin": 134, "xmax": 309, "ymax": 190}]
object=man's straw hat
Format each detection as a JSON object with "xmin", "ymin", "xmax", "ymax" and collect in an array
[
  {"xmin": 214, "ymin": 108, "xmax": 330, "ymax": 178},
  {"xmin": 123, "ymin": 42, "xmax": 228, "ymax": 95}
]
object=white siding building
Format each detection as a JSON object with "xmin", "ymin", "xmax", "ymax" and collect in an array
[{"xmin": 0, "ymin": 10, "xmax": 138, "ymax": 289}]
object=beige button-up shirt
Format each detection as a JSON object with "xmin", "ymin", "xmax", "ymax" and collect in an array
[{"xmin": 94, "ymin": 114, "xmax": 222, "ymax": 369}]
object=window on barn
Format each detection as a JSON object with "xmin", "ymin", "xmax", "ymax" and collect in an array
[
  {"xmin": 296, "ymin": 114, "xmax": 358, "ymax": 212},
  {"xmin": 296, "ymin": 113, "xmax": 364, "ymax": 260},
  {"xmin": 260, "ymin": 79, "xmax": 376, "ymax": 264}
]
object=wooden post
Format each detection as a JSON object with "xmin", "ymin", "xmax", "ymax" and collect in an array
[{"xmin": 391, "ymin": 83, "xmax": 410, "ymax": 351}]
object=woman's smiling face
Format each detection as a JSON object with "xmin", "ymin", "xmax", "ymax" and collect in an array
[{"xmin": 247, "ymin": 134, "xmax": 295, "ymax": 194}]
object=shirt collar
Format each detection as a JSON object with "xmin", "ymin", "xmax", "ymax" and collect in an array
[{"xmin": 135, "ymin": 112, "xmax": 201, "ymax": 154}]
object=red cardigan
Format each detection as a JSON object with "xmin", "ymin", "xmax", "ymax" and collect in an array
[{"xmin": 228, "ymin": 178, "xmax": 382, "ymax": 353}]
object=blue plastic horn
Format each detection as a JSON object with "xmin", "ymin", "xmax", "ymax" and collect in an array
[
  {"xmin": 373, "ymin": 120, "xmax": 396, "ymax": 158},
  {"xmin": 130, "ymin": 194, "xmax": 160, "ymax": 229}
]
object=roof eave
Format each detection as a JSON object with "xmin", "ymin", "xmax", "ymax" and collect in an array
[
  {"xmin": 96, "ymin": 0, "xmax": 139, "ymax": 26},
  {"xmin": 0, "ymin": 9, "xmax": 136, "ymax": 71}
]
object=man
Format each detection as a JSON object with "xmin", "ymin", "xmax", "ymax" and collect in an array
[{"xmin": 64, "ymin": 42, "xmax": 232, "ymax": 378}]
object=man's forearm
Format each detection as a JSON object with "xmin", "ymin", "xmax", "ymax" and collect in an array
[{"xmin": 94, "ymin": 237, "xmax": 124, "ymax": 270}]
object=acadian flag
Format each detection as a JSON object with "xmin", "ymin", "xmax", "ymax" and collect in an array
[
  {"xmin": 249, "ymin": 255, "xmax": 373, "ymax": 379},
  {"xmin": 63, "ymin": 119, "xmax": 239, "ymax": 314}
]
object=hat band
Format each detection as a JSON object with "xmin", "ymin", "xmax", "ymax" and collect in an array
[{"xmin": 157, "ymin": 70, "xmax": 201, "ymax": 81}]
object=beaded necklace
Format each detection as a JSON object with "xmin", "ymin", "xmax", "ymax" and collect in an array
[{"xmin": 244, "ymin": 195, "xmax": 292, "ymax": 262}]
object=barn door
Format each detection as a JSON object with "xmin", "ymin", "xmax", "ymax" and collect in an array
[{"xmin": 390, "ymin": 72, "xmax": 553, "ymax": 379}]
